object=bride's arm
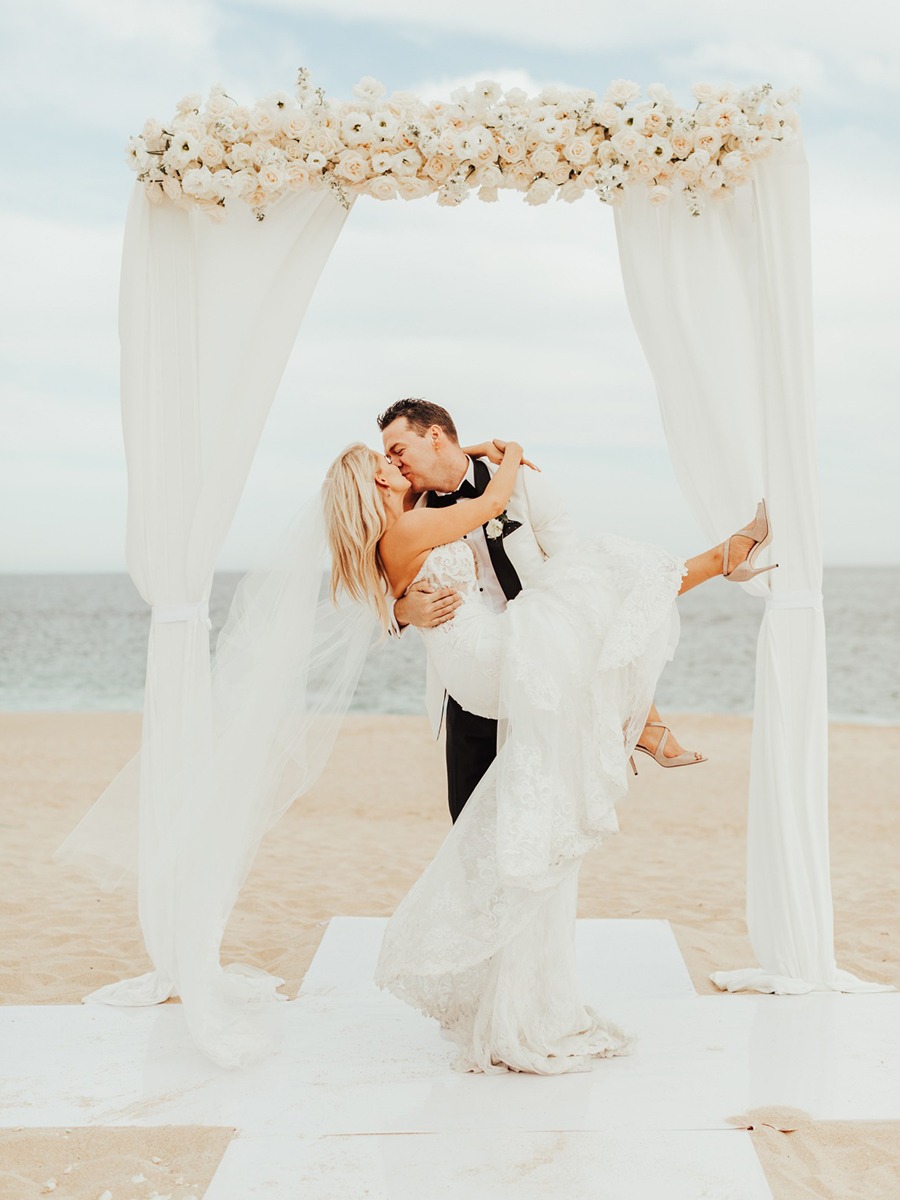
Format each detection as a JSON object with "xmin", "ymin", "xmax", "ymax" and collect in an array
[
  {"xmin": 382, "ymin": 442, "xmax": 524, "ymax": 570},
  {"xmin": 462, "ymin": 439, "xmax": 540, "ymax": 471}
]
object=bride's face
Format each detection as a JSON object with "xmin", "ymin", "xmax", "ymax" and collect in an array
[{"xmin": 376, "ymin": 453, "xmax": 410, "ymax": 495}]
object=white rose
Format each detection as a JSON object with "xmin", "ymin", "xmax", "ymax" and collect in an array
[
  {"xmin": 670, "ymin": 128, "xmax": 694, "ymax": 158},
  {"xmin": 499, "ymin": 138, "xmax": 525, "ymax": 163},
  {"xmin": 397, "ymin": 176, "xmax": 432, "ymax": 201},
  {"xmin": 647, "ymin": 83, "xmax": 673, "ymax": 106},
  {"xmin": 205, "ymin": 93, "xmax": 234, "ymax": 120},
  {"xmin": 563, "ymin": 136, "xmax": 593, "ymax": 165},
  {"xmin": 478, "ymin": 185, "xmax": 500, "ymax": 203},
  {"xmin": 485, "ymin": 518, "xmax": 504, "ymax": 538},
  {"xmin": 175, "ymin": 93, "xmax": 202, "ymax": 115},
  {"xmin": 559, "ymin": 179, "xmax": 586, "ymax": 203},
  {"xmin": 548, "ymin": 161, "xmax": 572, "ymax": 185},
  {"xmin": 596, "ymin": 101, "xmax": 621, "ymax": 131},
  {"xmin": 694, "ymin": 126, "xmax": 721, "ymax": 155},
  {"xmin": 529, "ymin": 145, "xmax": 558, "ymax": 174},
  {"xmin": 141, "ymin": 118, "xmax": 163, "ymax": 144},
  {"xmin": 610, "ymin": 129, "xmax": 640, "ymax": 159},
  {"xmin": 525, "ymin": 177, "xmax": 556, "ymax": 205},
  {"xmin": 231, "ymin": 169, "xmax": 259, "ymax": 198},
  {"xmin": 366, "ymin": 175, "xmax": 398, "ymax": 200},
  {"xmin": 691, "ymin": 148, "xmax": 711, "ymax": 169},
  {"xmin": 284, "ymin": 113, "xmax": 311, "ymax": 140},
  {"xmin": 226, "ymin": 143, "xmax": 254, "ymax": 170},
  {"xmin": 286, "ymin": 162, "xmax": 311, "ymax": 189},
  {"xmin": 507, "ymin": 161, "xmax": 535, "ymax": 191},
  {"xmin": 691, "ymin": 83, "xmax": 719, "ymax": 104},
  {"xmin": 199, "ymin": 138, "xmax": 224, "ymax": 166},
  {"xmin": 259, "ymin": 163, "xmax": 284, "ymax": 192},
  {"xmin": 675, "ymin": 160, "xmax": 701, "ymax": 187},
  {"xmin": 473, "ymin": 162, "xmax": 502, "ymax": 187},
  {"xmin": 335, "ymin": 150, "xmax": 370, "ymax": 183},
  {"xmin": 700, "ymin": 163, "xmax": 724, "ymax": 190},
  {"xmin": 604, "ymin": 79, "xmax": 641, "ymax": 106},
  {"xmin": 248, "ymin": 107, "xmax": 276, "ymax": 138},
  {"xmin": 423, "ymin": 155, "xmax": 454, "ymax": 183},
  {"xmin": 353, "ymin": 76, "xmax": 387, "ymax": 103},
  {"xmin": 504, "ymin": 87, "xmax": 528, "ymax": 105},
  {"xmin": 632, "ymin": 156, "xmax": 657, "ymax": 180},
  {"xmin": 648, "ymin": 184, "xmax": 671, "ymax": 205},
  {"xmin": 182, "ymin": 165, "xmax": 216, "ymax": 198},
  {"xmin": 722, "ymin": 149, "xmax": 751, "ymax": 174},
  {"xmin": 640, "ymin": 108, "xmax": 668, "ymax": 136}
]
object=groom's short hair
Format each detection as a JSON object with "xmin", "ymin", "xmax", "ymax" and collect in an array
[{"xmin": 377, "ymin": 398, "xmax": 459, "ymax": 443}]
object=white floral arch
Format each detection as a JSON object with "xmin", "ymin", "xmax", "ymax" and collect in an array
[{"xmin": 64, "ymin": 72, "xmax": 884, "ymax": 1068}]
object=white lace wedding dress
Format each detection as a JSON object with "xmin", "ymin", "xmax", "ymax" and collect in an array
[{"xmin": 375, "ymin": 534, "xmax": 686, "ymax": 1074}]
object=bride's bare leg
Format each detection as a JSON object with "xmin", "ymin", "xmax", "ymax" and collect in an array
[
  {"xmin": 636, "ymin": 532, "xmax": 756, "ymax": 763},
  {"xmin": 678, "ymin": 535, "xmax": 754, "ymax": 596}
]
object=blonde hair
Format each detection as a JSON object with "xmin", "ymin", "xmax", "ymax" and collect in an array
[{"xmin": 323, "ymin": 443, "xmax": 391, "ymax": 630}]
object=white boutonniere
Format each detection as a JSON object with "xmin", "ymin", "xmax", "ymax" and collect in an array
[{"xmin": 485, "ymin": 511, "xmax": 521, "ymax": 540}]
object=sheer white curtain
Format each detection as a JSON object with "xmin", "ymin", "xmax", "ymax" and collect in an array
[
  {"xmin": 614, "ymin": 139, "xmax": 884, "ymax": 994},
  {"xmin": 63, "ymin": 184, "xmax": 351, "ymax": 1024}
]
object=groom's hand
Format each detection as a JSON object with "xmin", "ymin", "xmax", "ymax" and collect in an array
[{"xmin": 395, "ymin": 581, "xmax": 461, "ymax": 629}]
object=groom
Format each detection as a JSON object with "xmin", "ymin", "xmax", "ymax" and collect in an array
[{"xmin": 379, "ymin": 397, "xmax": 578, "ymax": 823}]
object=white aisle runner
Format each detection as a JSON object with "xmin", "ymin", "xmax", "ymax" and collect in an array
[{"xmin": 4, "ymin": 919, "xmax": 900, "ymax": 1198}]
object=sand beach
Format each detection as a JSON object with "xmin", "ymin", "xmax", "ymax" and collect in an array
[{"xmin": 1, "ymin": 712, "xmax": 898, "ymax": 1198}]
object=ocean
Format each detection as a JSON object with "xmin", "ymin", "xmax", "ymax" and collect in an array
[{"xmin": 1, "ymin": 569, "xmax": 898, "ymax": 722}]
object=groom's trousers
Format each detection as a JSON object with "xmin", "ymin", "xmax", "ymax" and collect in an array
[{"xmin": 445, "ymin": 696, "xmax": 497, "ymax": 824}]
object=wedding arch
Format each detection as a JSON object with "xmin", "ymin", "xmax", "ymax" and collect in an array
[{"xmin": 63, "ymin": 71, "xmax": 880, "ymax": 1066}]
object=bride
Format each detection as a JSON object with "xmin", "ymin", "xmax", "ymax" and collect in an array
[{"xmin": 324, "ymin": 438, "xmax": 775, "ymax": 1074}]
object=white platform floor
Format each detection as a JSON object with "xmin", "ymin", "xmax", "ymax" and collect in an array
[{"xmin": 3, "ymin": 918, "xmax": 899, "ymax": 1198}]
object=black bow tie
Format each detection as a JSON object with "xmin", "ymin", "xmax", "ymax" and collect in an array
[{"xmin": 428, "ymin": 479, "xmax": 479, "ymax": 507}]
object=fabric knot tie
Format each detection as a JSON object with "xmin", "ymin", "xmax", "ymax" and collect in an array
[{"xmin": 151, "ymin": 601, "xmax": 212, "ymax": 630}]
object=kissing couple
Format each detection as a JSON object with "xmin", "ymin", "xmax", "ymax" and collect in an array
[{"xmin": 324, "ymin": 397, "xmax": 776, "ymax": 1074}]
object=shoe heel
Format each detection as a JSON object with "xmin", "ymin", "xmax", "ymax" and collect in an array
[{"xmin": 629, "ymin": 756, "xmax": 638, "ymax": 777}]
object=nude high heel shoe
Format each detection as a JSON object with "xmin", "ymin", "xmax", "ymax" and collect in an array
[
  {"xmin": 723, "ymin": 498, "xmax": 779, "ymax": 583},
  {"xmin": 629, "ymin": 724, "xmax": 707, "ymax": 774}
]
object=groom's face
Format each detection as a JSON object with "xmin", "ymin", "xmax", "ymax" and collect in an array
[{"xmin": 381, "ymin": 417, "xmax": 445, "ymax": 493}]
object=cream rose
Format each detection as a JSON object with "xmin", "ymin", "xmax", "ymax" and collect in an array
[
  {"xmin": 604, "ymin": 79, "xmax": 641, "ymax": 106},
  {"xmin": 647, "ymin": 184, "xmax": 671, "ymax": 205},
  {"xmin": 199, "ymin": 138, "xmax": 224, "ymax": 167},
  {"xmin": 563, "ymin": 136, "xmax": 593, "ymax": 165},
  {"xmin": 548, "ymin": 161, "xmax": 573, "ymax": 185},
  {"xmin": 525, "ymin": 177, "xmax": 556, "ymax": 205},
  {"xmin": 334, "ymin": 151, "xmax": 370, "ymax": 183},
  {"xmin": 529, "ymin": 145, "xmax": 558, "ymax": 174},
  {"xmin": 499, "ymin": 139, "xmax": 525, "ymax": 163},
  {"xmin": 423, "ymin": 155, "xmax": 454, "ymax": 183},
  {"xmin": 396, "ymin": 176, "xmax": 432, "ymax": 201},
  {"xmin": 477, "ymin": 185, "xmax": 500, "ymax": 203},
  {"xmin": 366, "ymin": 175, "xmax": 398, "ymax": 200}
]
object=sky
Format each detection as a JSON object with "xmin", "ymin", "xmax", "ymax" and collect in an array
[{"xmin": 1, "ymin": 0, "xmax": 898, "ymax": 571}]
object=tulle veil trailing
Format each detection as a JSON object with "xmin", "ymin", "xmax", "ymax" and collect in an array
[{"xmin": 56, "ymin": 489, "xmax": 379, "ymax": 1066}]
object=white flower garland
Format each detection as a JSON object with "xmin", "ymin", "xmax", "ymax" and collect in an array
[{"xmin": 126, "ymin": 70, "xmax": 799, "ymax": 221}]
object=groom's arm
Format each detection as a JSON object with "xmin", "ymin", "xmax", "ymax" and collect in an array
[
  {"xmin": 519, "ymin": 466, "xmax": 578, "ymax": 558},
  {"xmin": 389, "ymin": 582, "xmax": 462, "ymax": 636}
]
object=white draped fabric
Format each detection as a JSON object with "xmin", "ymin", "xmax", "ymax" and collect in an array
[
  {"xmin": 58, "ymin": 185, "xmax": 352, "ymax": 1038},
  {"xmin": 614, "ymin": 138, "xmax": 885, "ymax": 995}
]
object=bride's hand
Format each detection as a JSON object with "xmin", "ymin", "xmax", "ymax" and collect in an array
[
  {"xmin": 462, "ymin": 440, "xmax": 540, "ymax": 471},
  {"xmin": 492, "ymin": 439, "xmax": 539, "ymax": 471}
]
